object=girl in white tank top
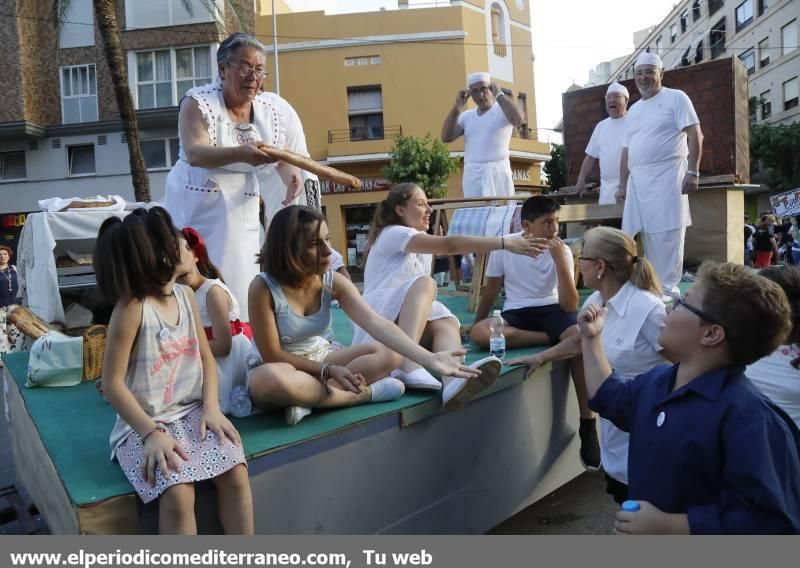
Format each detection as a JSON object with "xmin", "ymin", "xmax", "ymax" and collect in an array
[{"xmin": 177, "ymin": 227, "xmax": 254, "ymax": 415}]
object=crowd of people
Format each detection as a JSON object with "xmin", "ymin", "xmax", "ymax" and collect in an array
[{"xmin": 4, "ymin": 31, "xmax": 799, "ymax": 535}]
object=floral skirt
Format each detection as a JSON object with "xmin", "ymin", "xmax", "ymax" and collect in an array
[
  {"xmin": 114, "ymin": 406, "xmax": 247, "ymax": 503},
  {"xmin": 0, "ymin": 305, "xmax": 24, "ymax": 358}
]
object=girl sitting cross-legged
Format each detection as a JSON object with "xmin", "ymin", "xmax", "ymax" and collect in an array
[{"xmin": 247, "ymin": 205, "xmax": 480, "ymax": 425}]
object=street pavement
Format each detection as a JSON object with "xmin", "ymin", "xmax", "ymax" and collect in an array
[{"xmin": 490, "ymin": 471, "xmax": 617, "ymax": 535}]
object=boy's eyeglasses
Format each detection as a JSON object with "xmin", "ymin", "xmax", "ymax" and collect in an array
[{"xmin": 666, "ymin": 293, "xmax": 725, "ymax": 329}]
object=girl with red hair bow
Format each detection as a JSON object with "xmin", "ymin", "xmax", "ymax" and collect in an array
[{"xmin": 178, "ymin": 227, "xmax": 254, "ymax": 415}]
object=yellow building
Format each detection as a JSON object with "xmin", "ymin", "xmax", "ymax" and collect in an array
[{"xmin": 255, "ymin": 0, "xmax": 550, "ymax": 272}]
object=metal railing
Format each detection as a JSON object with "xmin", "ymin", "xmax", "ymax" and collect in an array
[
  {"xmin": 328, "ymin": 124, "xmax": 402, "ymax": 143},
  {"xmin": 511, "ymin": 126, "xmax": 536, "ymax": 140}
]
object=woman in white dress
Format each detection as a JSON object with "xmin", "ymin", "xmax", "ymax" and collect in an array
[
  {"xmin": 746, "ymin": 265, "xmax": 800, "ymax": 429},
  {"xmin": 354, "ymin": 183, "xmax": 547, "ymax": 409},
  {"xmin": 164, "ymin": 33, "xmax": 307, "ymax": 319},
  {"xmin": 509, "ymin": 227, "xmax": 667, "ymax": 503}
]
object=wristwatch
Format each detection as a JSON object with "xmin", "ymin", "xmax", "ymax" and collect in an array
[{"xmin": 686, "ymin": 170, "xmax": 699, "ymax": 177}]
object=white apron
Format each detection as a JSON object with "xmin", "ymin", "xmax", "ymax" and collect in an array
[
  {"xmin": 621, "ymin": 158, "xmax": 691, "ymax": 236},
  {"xmin": 164, "ymin": 84, "xmax": 288, "ymax": 320},
  {"xmin": 462, "ymin": 159, "xmax": 514, "ymax": 198}
]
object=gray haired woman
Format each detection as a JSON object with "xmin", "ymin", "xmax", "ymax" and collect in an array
[{"xmin": 164, "ymin": 32, "xmax": 310, "ymax": 319}]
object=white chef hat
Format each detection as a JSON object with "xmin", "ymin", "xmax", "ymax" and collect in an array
[
  {"xmin": 606, "ymin": 82, "xmax": 629, "ymax": 99},
  {"xmin": 634, "ymin": 52, "xmax": 663, "ymax": 69},
  {"xmin": 467, "ymin": 72, "xmax": 491, "ymax": 86}
]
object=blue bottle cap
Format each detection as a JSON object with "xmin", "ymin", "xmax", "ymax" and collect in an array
[{"xmin": 621, "ymin": 500, "xmax": 640, "ymax": 512}]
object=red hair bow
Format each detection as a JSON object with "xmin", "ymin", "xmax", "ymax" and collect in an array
[{"xmin": 181, "ymin": 227, "xmax": 210, "ymax": 266}]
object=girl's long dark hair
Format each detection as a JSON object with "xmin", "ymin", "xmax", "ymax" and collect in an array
[
  {"xmin": 94, "ymin": 207, "xmax": 182, "ymax": 303},
  {"xmin": 257, "ymin": 205, "xmax": 325, "ymax": 287}
]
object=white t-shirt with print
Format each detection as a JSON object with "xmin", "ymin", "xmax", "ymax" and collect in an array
[
  {"xmin": 457, "ymin": 102, "xmax": 513, "ymax": 163},
  {"xmin": 485, "ymin": 234, "xmax": 574, "ymax": 311}
]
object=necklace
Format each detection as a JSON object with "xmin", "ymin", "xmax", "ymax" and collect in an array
[{"xmin": 1, "ymin": 267, "xmax": 12, "ymax": 293}]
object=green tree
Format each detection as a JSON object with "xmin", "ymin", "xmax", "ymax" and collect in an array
[
  {"xmin": 382, "ymin": 134, "xmax": 461, "ymax": 199},
  {"xmin": 543, "ymin": 143, "xmax": 566, "ymax": 193},
  {"xmin": 751, "ymin": 122, "xmax": 800, "ymax": 193}
]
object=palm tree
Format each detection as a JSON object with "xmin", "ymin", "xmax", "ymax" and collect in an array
[
  {"xmin": 47, "ymin": 1, "xmax": 251, "ymax": 202},
  {"xmin": 92, "ymin": 0, "xmax": 149, "ymax": 202}
]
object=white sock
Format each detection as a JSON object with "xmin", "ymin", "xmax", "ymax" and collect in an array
[{"xmin": 369, "ymin": 377, "xmax": 406, "ymax": 402}]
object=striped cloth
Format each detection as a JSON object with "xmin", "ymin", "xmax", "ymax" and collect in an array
[{"xmin": 448, "ymin": 205, "xmax": 520, "ymax": 237}]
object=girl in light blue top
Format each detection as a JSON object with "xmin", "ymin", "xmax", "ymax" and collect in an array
[{"xmin": 247, "ymin": 206, "xmax": 479, "ymax": 425}]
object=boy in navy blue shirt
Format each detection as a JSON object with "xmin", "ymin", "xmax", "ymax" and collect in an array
[{"xmin": 580, "ymin": 261, "xmax": 800, "ymax": 534}]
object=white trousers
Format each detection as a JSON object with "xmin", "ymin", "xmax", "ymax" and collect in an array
[{"xmin": 641, "ymin": 228, "xmax": 686, "ymax": 295}]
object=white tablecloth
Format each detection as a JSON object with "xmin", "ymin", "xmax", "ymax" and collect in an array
[{"xmin": 17, "ymin": 211, "xmax": 130, "ymax": 323}]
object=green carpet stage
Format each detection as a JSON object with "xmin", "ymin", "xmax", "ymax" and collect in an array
[{"xmin": 1, "ymin": 289, "xmax": 629, "ymax": 534}]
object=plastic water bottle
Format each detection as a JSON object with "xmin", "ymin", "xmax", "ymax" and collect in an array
[
  {"xmin": 229, "ymin": 385, "xmax": 252, "ymax": 418},
  {"xmin": 621, "ymin": 500, "xmax": 640, "ymax": 512},
  {"xmin": 489, "ymin": 309, "xmax": 506, "ymax": 360}
]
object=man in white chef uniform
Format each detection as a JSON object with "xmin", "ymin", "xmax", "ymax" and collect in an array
[
  {"xmin": 574, "ymin": 82, "xmax": 630, "ymax": 205},
  {"xmin": 441, "ymin": 72, "xmax": 524, "ymax": 198},
  {"xmin": 617, "ymin": 53, "xmax": 704, "ymax": 295}
]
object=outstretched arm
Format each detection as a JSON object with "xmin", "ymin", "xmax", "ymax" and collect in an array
[{"xmin": 575, "ymin": 154, "xmax": 598, "ymax": 196}]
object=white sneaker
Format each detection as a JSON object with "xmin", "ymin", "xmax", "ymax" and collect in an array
[
  {"xmin": 442, "ymin": 356, "xmax": 503, "ymax": 411},
  {"xmin": 391, "ymin": 368, "xmax": 442, "ymax": 391},
  {"xmin": 285, "ymin": 405, "xmax": 312, "ymax": 425},
  {"xmin": 369, "ymin": 377, "xmax": 406, "ymax": 402}
]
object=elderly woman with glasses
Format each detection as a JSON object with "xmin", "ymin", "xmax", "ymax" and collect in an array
[
  {"xmin": 509, "ymin": 226, "xmax": 667, "ymax": 504},
  {"xmin": 164, "ymin": 33, "xmax": 310, "ymax": 319}
]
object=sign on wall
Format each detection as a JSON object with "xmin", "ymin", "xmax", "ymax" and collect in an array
[
  {"xmin": 770, "ymin": 187, "xmax": 800, "ymax": 218},
  {"xmin": 321, "ymin": 177, "xmax": 391, "ymax": 195}
]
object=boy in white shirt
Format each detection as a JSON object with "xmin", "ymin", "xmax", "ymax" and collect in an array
[{"xmin": 470, "ymin": 196, "xmax": 600, "ymax": 469}]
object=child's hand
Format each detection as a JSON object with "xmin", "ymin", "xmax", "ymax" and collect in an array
[
  {"xmin": 428, "ymin": 350, "xmax": 481, "ymax": 379},
  {"xmin": 614, "ymin": 501, "xmax": 690, "ymax": 535},
  {"xmin": 142, "ymin": 430, "xmax": 189, "ymax": 486},
  {"xmin": 506, "ymin": 354, "xmax": 545, "ymax": 377},
  {"xmin": 200, "ymin": 407, "xmax": 242, "ymax": 447},
  {"xmin": 577, "ymin": 304, "xmax": 607, "ymax": 338},
  {"xmin": 328, "ymin": 365, "xmax": 365, "ymax": 394},
  {"xmin": 505, "ymin": 235, "xmax": 548, "ymax": 257}
]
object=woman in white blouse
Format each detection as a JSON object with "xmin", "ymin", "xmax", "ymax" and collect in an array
[
  {"xmin": 746, "ymin": 265, "xmax": 800, "ymax": 429},
  {"xmin": 354, "ymin": 183, "xmax": 547, "ymax": 409},
  {"xmin": 509, "ymin": 226, "xmax": 667, "ymax": 503}
]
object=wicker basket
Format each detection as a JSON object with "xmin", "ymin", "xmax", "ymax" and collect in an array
[
  {"xmin": 9, "ymin": 307, "xmax": 106, "ymax": 381},
  {"xmin": 64, "ymin": 325, "xmax": 107, "ymax": 381}
]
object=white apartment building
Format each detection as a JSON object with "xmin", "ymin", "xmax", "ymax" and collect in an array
[{"xmin": 610, "ymin": 0, "xmax": 799, "ymax": 126}]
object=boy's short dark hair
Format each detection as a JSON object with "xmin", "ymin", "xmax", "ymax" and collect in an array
[
  {"xmin": 521, "ymin": 195, "xmax": 560, "ymax": 222},
  {"xmin": 258, "ymin": 205, "xmax": 325, "ymax": 288},
  {"xmin": 698, "ymin": 261, "xmax": 792, "ymax": 366},
  {"xmin": 94, "ymin": 207, "xmax": 182, "ymax": 303}
]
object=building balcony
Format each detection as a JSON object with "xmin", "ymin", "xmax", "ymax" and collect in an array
[
  {"xmin": 510, "ymin": 127, "xmax": 550, "ymax": 158},
  {"xmin": 326, "ymin": 125, "xmax": 403, "ymax": 162}
]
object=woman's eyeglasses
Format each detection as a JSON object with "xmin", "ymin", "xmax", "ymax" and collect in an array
[{"xmin": 229, "ymin": 62, "xmax": 268, "ymax": 79}]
